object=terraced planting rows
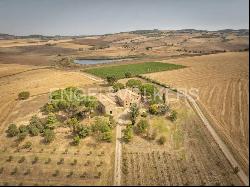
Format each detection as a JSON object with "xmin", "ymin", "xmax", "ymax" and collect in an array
[{"xmin": 0, "ymin": 146, "xmax": 114, "ymax": 186}]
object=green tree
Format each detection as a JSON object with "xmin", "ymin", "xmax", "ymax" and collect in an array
[
  {"xmin": 47, "ymin": 87, "xmax": 97, "ymax": 119},
  {"xmin": 91, "ymin": 116, "xmax": 112, "ymax": 142},
  {"xmin": 106, "ymin": 76, "xmax": 117, "ymax": 85},
  {"xmin": 129, "ymin": 103, "xmax": 139, "ymax": 125},
  {"xmin": 126, "ymin": 79, "xmax": 142, "ymax": 88},
  {"xmin": 113, "ymin": 83, "xmax": 125, "ymax": 92},
  {"xmin": 140, "ymin": 84, "xmax": 158, "ymax": 97},
  {"xmin": 44, "ymin": 129, "xmax": 55, "ymax": 143},
  {"xmin": 6, "ymin": 123, "xmax": 19, "ymax": 137},
  {"xmin": 81, "ymin": 96, "xmax": 98, "ymax": 114},
  {"xmin": 122, "ymin": 125, "xmax": 133, "ymax": 143},
  {"xmin": 45, "ymin": 113, "xmax": 58, "ymax": 129}
]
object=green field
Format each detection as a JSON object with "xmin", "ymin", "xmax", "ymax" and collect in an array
[{"xmin": 83, "ymin": 62, "xmax": 185, "ymax": 79}]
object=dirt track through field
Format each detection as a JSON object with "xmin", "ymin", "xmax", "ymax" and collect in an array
[
  {"xmin": 114, "ymin": 124, "xmax": 122, "ymax": 186},
  {"xmin": 184, "ymin": 93, "xmax": 249, "ymax": 185}
]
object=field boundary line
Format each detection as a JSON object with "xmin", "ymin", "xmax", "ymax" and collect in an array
[{"xmin": 0, "ymin": 66, "xmax": 52, "ymax": 79}]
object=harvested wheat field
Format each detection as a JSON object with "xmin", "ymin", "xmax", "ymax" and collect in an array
[
  {"xmin": 0, "ymin": 65, "xmax": 99, "ymax": 133},
  {"xmin": 146, "ymin": 52, "xmax": 249, "ymax": 174}
]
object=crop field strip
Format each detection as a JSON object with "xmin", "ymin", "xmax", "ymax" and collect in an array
[{"xmin": 83, "ymin": 62, "xmax": 185, "ymax": 79}]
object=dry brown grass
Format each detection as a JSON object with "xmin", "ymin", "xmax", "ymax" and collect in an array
[{"xmin": 145, "ymin": 52, "xmax": 249, "ymax": 174}]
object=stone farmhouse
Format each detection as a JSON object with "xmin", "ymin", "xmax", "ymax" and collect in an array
[{"xmin": 116, "ymin": 89, "xmax": 141, "ymax": 107}]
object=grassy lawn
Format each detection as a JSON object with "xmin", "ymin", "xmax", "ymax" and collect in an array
[{"xmin": 83, "ymin": 62, "xmax": 185, "ymax": 79}]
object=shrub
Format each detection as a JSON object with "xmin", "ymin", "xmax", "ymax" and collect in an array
[
  {"xmin": 18, "ymin": 156, "xmax": 25, "ymax": 163},
  {"xmin": 18, "ymin": 125, "xmax": 28, "ymax": 133},
  {"xmin": 124, "ymin": 72, "xmax": 132, "ymax": 78},
  {"xmin": 122, "ymin": 126, "xmax": 133, "ymax": 143},
  {"xmin": 149, "ymin": 104, "xmax": 169, "ymax": 115},
  {"xmin": 99, "ymin": 131, "xmax": 112, "ymax": 142},
  {"xmin": 158, "ymin": 136, "xmax": 166, "ymax": 145},
  {"xmin": 134, "ymin": 119, "xmax": 149, "ymax": 135},
  {"xmin": 78, "ymin": 125, "xmax": 90, "ymax": 139},
  {"xmin": 7, "ymin": 156, "xmax": 13, "ymax": 162},
  {"xmin": 73, "ymin": 135, "xmax": 80, "ymax": 145},
  {"xmin": 32, "ymin": 156, "xmax": 39, "ymax": 164},
  {"xmin": 0, "ymin": 167, "xmax": 3, "ymax": 174},
  {"xmin": 66, "ymin": 118, "xmax": 80, "ymax": 133},
  {"xmin": 6, "ymin": 124, "xmax": 19, "ymax": 137},
  {"xmin": 141, "ymin": 111, "xmax": 147, "ymax": 118},
  {"xmin": 126, "ymin": 79, "xmax": 142, "ymax": 88},
  {"xmin": 11, "ymin": 167, "xmax": 18, "ymax": 175},
  {"xmin": 129, "ymin": 103, "xmax": 139, "ymax": 125},
  {"xmin": 18, "ymin": 91, "xmax": 30, "ymax": 100},
  {"xmin": 169, "ymin": 110, "xmax": 177, "ymax": 121},
  {"xmin": 113, "ymin": 83, "xmax": 125, "ymax": 92},
  {"xmin": 58, "ymin": 158, "xmax": 64, "ymax": 165},
  {"xmin": 149, "ymin": 104, "xmax": 158, "ymax": 115},
  {"xmin": 53, "ymin": 170, "xmax": 59, "ymax": 177},
  {"xmin": 72, "ymin": 159, "xmax": 77, "ymax": 165},
  {"xmin": 29, "ymin": 115, "xmax": 44, "ymax": 133},
  {"xmin": 45, "ymin": 158, "xmax": 51, "ymax": 164},
  {"xmin": 24, "ymin": 169, "xmax": 30, "ymax": 175},
  {"xmin": 22, "ymin": 141, "xmax": 32, "ymax": 149},
  {"xmin": 106, "ymin": 75, "xmax": 117, "ymax": 85},
  {"xmin": 29, "ymin": 125, "xmax": 40, "ymax": 136},
  {"xmin": 41, "ymin": 103, "xmax": 56, "ymax": 114},
  {"xmin": 43, "ymin": 129, "xmax": 55, "ymax": 143},
  {"xmin": 146, "ymin": 128, "xmax": 158, "ymax": 140},
  {"xmin": 67, "ymin": 171, "xmax": 74, "ymax": 177},
  {"xmin": 17, "ymin": 131, "xmax": 28, "ymax": 141},
  {"xmin": 45, "ymin": 113, "xmax": 58, "ymax": 129}
]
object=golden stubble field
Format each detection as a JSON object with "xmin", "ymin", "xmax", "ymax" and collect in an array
[{"xmin": 146, "ymin": 52, "xmax": 249, "ymax": 174}]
